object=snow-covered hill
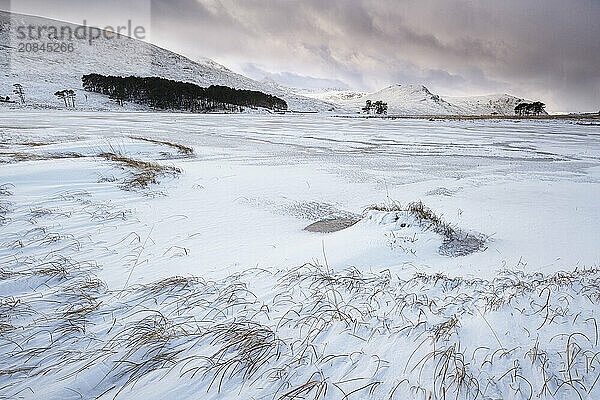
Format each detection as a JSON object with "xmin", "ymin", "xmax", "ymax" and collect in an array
[
  {"xmin": 0, "ymin": 11, "xmax": 546, "ymax": 115},
  {"xmin": 0, "ymin": 11, "xmax": 333, "ymax": 112},
  {"xmin": 303, "ymin": 84, "xmax": 545, "ymax": 116},
  {"xmin": 443, "ymin": 93, "xmax": 538, "ymax": 116},
  {"xmin": 299, "ymin": 89, "xmax": 369, "ymax": 104}
]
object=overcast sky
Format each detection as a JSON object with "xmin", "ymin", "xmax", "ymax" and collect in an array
[{"xmin": 7, "ymin": 0, "xmax": 600, "ymax": 112}]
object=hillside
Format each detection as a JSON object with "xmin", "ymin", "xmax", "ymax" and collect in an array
[
  {"xmin": 443, "ymin": 93, "xmax": 539, "ymax": 116},
  {"xmin": 304, "ymin": 84, "xmax": 545, "ymax": 116},
  {"xmin": 299, "ymin": 89, "xmax": 369, "ymax": 104},
  {"xmin": 0, "ymin": 11, "xmax": 332, "ymax": 112}
]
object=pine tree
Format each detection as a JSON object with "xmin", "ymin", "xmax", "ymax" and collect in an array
[
  {"xmin": 54, "ymin": 90, "xmax": 68, "ymax": 107},
  {"xmin": 13, "ymin": 84, "xmax": 25, "ymax": 104},
  {"xmin": 362, "ymin": 100, "xmax": 372, "ymax": 114}
]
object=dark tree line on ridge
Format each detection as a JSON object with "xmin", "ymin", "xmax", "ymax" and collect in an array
[
  {"xmin": 514, "ymin": 102, "xmax": 546, "ymax": 116},
  {"xmin": 82, "ymin": 74, "xmax": 288, "ymax": 112}
]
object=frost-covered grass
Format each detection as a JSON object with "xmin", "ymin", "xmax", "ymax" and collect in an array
[
  {"xmin": 0, "ymin": 184, "xmax": 12, "ymax": 226},
  {"xmin": 0, "ymin": 185, "xmax": 595, "ymax": 399},
  {"xmin": 98, "ymin": 151, "xmax": 182, "ymax": 190},
  {"xmin": 128, "ymin": 136, "xmax": 195, "ymax": 157},
  {"xmin": 366, "ymin": 201, "xmax": 487, "ymax": 256},
  {"xmin": 0, "ymin": 150, "xmax": 85, "ymax": 164},
  {"xmin": 2, "ymin": 232, "xmax": 600, "ymax": 399}
]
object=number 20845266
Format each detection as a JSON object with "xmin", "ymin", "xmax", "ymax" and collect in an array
[{"xmin": 18, "ymin": 42, "xmax": 75, "ymax": 53}]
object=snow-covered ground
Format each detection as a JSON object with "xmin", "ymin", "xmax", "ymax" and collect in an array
[{"xmin": 1, "ymin": 111, "xmax": 600, "ymax": 399}]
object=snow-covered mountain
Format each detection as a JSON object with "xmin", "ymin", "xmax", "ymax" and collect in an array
[
  {"xmin": 0, "ymin": 11, "xmax": 545, "ymax": 115},
  {"xmin": 299, "ymin": 89, "xmax": 369, "ymax": 104},
  {"xmin": 303, "ymin": 84, "xmax": 544, "ymax": 115},
  {"xmin": 443, "ymin": 93, "xmax": 538, "ymax": 116},
  {"xmin": 0, "ymin": 11, "xmax": 333, "ymax": 111},
  {"xmin": 352, "ymin": 84, "xmax": 462, "ymax": 115}
]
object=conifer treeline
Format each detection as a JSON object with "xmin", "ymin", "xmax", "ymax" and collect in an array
[
  {"xmin": 514, "ymin": 102, "xmax": 546, "ymax": 116},
  {"xmin": 82, "ymin": 74, "xmax": 288, "ymax": 112}
]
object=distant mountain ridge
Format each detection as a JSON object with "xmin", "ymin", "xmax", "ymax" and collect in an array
[
  {"xmin": 302, "ymin": 84, "xmax": 545, "ymax": 115},
  {"xmin": 0, "ymin": 10, "xmax": 545, "ymax": 115}
]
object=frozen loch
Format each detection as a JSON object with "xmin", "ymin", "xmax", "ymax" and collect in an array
[{"xmin": 1, "ymin": 112, "xmax": 600, "ymax": 399}]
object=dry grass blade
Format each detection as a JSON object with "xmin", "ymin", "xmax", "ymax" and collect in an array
[{"xmin": 128, "ymin": 136, "xmax": 194, "ymax": 157}]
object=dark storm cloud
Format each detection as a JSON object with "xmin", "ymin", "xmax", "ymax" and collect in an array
[
  {"xmin": 241, "ymin": 64, "xmax": 350, "ymax": 90},
  {"xmin": 155, "ymin": 0, "xmax": 600, "ymax": 111}
]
